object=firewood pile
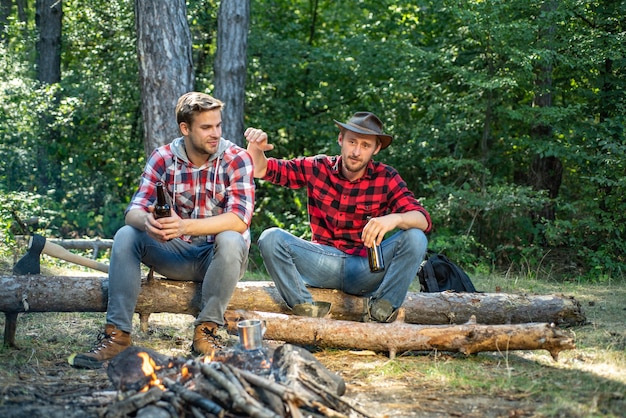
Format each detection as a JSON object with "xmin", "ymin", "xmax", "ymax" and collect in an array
[{"xmin": 103, "ymin": 344, "xmax": 370, "ymax": 418}]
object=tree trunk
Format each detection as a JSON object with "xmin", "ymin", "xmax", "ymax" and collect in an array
[
  {"xmin": 35, "ymin": 0, "xmax": 62, "ymax": 192},
  {"xmin": 2, "ymin": 276, "xmax": 578, "ymax": 358},
  {"xmin": 16, "ymin": 0, "xmax": 25, "ymax": 22},
  {"xmin": 135, "ymin": 0, "xmax": 194, "ymax": 155},
  {"xmin": 226, "ymin": 310, "xmax": 576, "ymax": 360},
  {"xmin": 213, "ymin": 0, "xmax": 249, "ymax": 147},
  {"xmin": 1, "ymin": 276, "xmax": 586, "ymax": 346},
  {"xmin": 0, "ymin": 276, "xmax": 585, "ymax": 326},
  {"xmin": 0, "ymin": 0, "xmax": 11, "ymax": 38},
  {"xmin": 36, "ymin": 0, "xmax": 61, "ymax": 84},
  {"xmin": 529, "ymin": 0, "xmax": 561, "ymax": 223}
]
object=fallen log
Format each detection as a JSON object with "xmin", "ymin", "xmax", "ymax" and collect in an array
[
  {"xmin": 226, "ymin": 310, "xmax": 576, "ymax": 360},
  {"xmin": 230, "ymin": 281, "xmax": 586, "ymax": 327},
  {"xmin": 1, "ymin": 275, "xmax": 586, "ymax": 347}
]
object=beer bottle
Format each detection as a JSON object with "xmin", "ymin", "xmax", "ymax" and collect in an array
[
  {"xmin": 154, "ymin": 181, "xmax": 171, "ymax": 219},
  {"xmin": 368, "ymin": 241, "xmax": 385, "ymax": 272},
  {"xmin": 366, "ymin": 216, "xmax": 385, "ymax": 272}
]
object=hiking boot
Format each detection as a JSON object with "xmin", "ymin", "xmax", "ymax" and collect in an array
[
  {"xmin": 71, "ymin": 324, "xmax": 131, "ymax": 369},
  {"xmin": 292, "ymin": 301, "xmax": 331, "ymax": 318},
  {"xmin": 192, "ymin": 322, "xmax": 223, "ymax": 355},
  {"xmin": 364, "ymin": 298, "xmax": 399, "ymax": 323}
]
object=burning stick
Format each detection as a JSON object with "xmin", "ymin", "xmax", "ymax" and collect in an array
[
  {"xmin": 161, "ymin": 377, "xmax": 223, "ymax": 416},
  {"xmin": 104, "ymin": 386, "xmax": 163, "ymax": 418},
  {"xmin": 200, "ymin": 363, "xmax": 278, "ymax": 418},
  {"xmin": 104, "ymin": 345, "xmax": 370, "ymax": 418}
]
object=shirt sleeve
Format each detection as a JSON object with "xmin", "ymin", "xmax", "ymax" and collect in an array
[
  {"xmin": 262, "ymin": 157, "xmax": 311, "ymax": 189},
  {"xmin": 386, "ymin": 168, "xmax": 432, "ymax": 233},
  {"xmin": 225, "ymin": 148, "xmax": 256, "ymax": 226},
  {"xmin": 125, "ymin": 148, "xmax": 168, "ymax": 215}
]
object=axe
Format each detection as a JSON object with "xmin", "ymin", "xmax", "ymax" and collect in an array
[{"xmin": 13, "ymin": 234, "xmax": 109, "ymax": 275}]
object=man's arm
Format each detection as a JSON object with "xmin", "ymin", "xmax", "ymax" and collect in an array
[
  {"xmin": 362, "ymin": 211, "xmax": 428, "ymax": 247},
  {"xmin": 125, "ymin": 208, "xmax": 149, "ymax": 230},
  {"xmin": 178, "ymin": 212, "xmax": 248, "ymax": 236},
  {"xmin": 127, "ymin": 206, "xmax": 249, "ymax": 243},
  {"xmin": 244, "ymin": 127, "xmax": 273, "ymax": 178},
  {"xmin": 125, "ymin": 207, "xmax": 171, "ymax": 242}
]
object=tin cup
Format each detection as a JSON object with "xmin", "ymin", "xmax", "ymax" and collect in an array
[{"xmin": 237, "ymin": 319, "xmax": 266, "ymax": 351}]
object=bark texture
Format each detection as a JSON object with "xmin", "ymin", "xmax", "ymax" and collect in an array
[
  {"xmin": 36, "ymin": 0, "xmax": 62, "ymax": 84},
  {"xmin": 213, "ymin": 0, "xmax": 249, "ymax": 147},
  {"xmin": 226, "ymin": 310, "xmax": 576, "ymax": 360},
  {"xmin": 0, "ymin": 276, "xmax": 585, "ymax": 325},
  {"xmin": 1, "ymin": 276, "xmax": 586, "ymax": 348},
  {"xmin": 135, "ymin": 0, "xmax": 194, "ymax": 154},
  {"xmin": 0, "ymin": 275, "xmax": 585, "ymax": 357}
]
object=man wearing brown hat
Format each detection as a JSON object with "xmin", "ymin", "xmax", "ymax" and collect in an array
[{"xmin": 245, "ymin": 112, "xmax": 431, "ymax": 322}]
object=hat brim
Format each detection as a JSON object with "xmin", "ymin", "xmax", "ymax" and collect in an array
[{"xmin": 334, "ymin": 120, "xmax": 393, "ymax": 149}]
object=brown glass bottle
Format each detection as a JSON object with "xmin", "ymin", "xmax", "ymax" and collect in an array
[
  {"xmin": 368, "ymin": 242, "xmax": 385, "ymax": 272},
  {"xmin": 154, "ymin": 181, "xmax": 171, "ymax": 219}
]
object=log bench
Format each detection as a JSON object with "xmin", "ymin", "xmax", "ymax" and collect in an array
[{"xmin": 1, "ymin": 275, "xmax": 585, "ymax": 352}]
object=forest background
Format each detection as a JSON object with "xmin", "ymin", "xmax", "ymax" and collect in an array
[{"xmin": 1, "ymin": 0, "xmax": 625, "ymax": 281}]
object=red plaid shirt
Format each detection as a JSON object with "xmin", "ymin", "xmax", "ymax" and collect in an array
[
  {"xmin": 127, "ymin": 138, "xmax": 255, "ymax": 245},
  {"xmin": 263, "ymin": 155, "xmax": 431, "ymax": 256}
]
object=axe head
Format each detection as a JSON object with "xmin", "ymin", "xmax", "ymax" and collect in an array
[{"xmin": 13, "ymin": 234, "xmax": 46, "ymax": 275}]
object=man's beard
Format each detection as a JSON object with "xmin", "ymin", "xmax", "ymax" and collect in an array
[{"xmin": 344, "ymin": 157, "xmax": 367, "ymax": 173}]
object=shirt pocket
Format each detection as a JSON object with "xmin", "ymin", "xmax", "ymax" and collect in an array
[
  {"xmin": 207, "ymin": 184, "xmax": 227, "ymax": 215},
  {"xmin": 354, "ymin": 194, "xmax": 384, "ymax": 218}
]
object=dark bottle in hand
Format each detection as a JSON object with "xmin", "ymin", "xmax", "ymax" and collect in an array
[
  {"xmin": 154, "ymin": 181, "xmax": 171, "ymax": 219},
  {"xmin": 368, "ymin": 242, "xmax": 385, "ymax": 272}
]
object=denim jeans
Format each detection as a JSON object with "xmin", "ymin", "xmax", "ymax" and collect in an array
[
  {"xmin": 258, "ymin": 227, "xmax": 427, "ymax": 310},
  {"xmin": 106, "ymin": 225, "xmax": 249, "ymax": 333}
]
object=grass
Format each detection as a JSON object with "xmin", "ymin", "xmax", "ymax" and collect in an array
[
  {"xmin": 319, "ymin": 271, "xmax": 626, "ymax": 417},
  {"xmin": 1, "ymin": 257, "xmax": 625, "ymax": 417}
]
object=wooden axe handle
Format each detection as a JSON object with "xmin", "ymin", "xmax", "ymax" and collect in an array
[{"xmin": 43, "ymin": 240, "xmax": 109, "ymax": 273}]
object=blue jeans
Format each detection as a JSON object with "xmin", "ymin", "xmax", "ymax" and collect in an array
[
  {"xmin": 106, "ymin": 225, "xmax": 249, "ymax": 333},
  {"xmin": 257, "ymin": 227, "xmax": 427, "ymax": 310}
]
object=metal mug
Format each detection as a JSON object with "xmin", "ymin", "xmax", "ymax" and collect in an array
[{"xmin": 237, "ymin": 319, "xmax": 266, "ymax": 351}]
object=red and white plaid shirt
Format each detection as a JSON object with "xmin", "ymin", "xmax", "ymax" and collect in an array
[
  {"xmin": 127, "ymin": 137, "xmax": 255, "ymax": 246},
  {"xmin": 263, "ymin": 155, "xmax": 431, "ymax": 256}
]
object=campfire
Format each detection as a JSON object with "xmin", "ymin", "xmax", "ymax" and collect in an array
[{"xmin": 102, "ymin": 339, "xmax": 369, "ymax": 418}]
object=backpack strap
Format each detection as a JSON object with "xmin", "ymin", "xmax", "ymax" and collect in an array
[{"xmin": 421, "ymin": 258, "xmax": 440, "ymax": 292}]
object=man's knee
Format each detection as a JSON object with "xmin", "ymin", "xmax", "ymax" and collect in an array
[
  {"xmin": 111, "ymin": 225, "xmax": 143, "ymax": 253},
  {"xmin": 214, "ymin": 231, "xmax": 247, "ymax": 255},
  {"xmin": 402, "ymin": 228, "xmax": 428, "ymax": 255},
  {"xmin": 213, "ymin": 232, "xmax": 248, "ymax": 268},
  {"xmin": 258, "ymin": 227, "xmax": 283, "ymax": 255}
]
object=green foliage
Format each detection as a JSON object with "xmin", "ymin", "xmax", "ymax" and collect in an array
[
  {"xmin": 0, "ymin": 191, "xmax": 53, "ymax": 258},
  {"xmin": 1, "ymin": 0, "xmax": 625, "ymax": 280},
  {"xmin": 1, "ymin": 0, "xmax": 140, "ymax": 240}
]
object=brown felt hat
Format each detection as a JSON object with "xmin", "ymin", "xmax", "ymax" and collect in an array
[{"xmin": 334, "ymin": 111, "xmax": 393, "ymax": 149}]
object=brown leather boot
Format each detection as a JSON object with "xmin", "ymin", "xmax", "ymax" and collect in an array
[
  {"xmin": 192, "ymin": 322, "xmax": 223, "ymax": 355},
  {"xmin": 71, "ymin": 324, "xmax": 131, "ymax": 369},
  {"xmin": 292, "ymin": 301, "xmax": 331, "ymax": 318}
]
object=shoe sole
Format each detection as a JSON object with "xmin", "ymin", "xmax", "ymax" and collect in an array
[{"xmin": 69, "ymin": 354, "xmax": 105, "ymax": 369}]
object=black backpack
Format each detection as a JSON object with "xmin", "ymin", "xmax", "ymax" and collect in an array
[{"xmin": 417, "ymin": 251, "xmax": 478, "ymax": 292}]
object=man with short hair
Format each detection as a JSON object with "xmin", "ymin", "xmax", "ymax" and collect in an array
[
  {"xmin": 245, "ymin": 111, "xmax": 430, "ymax": 322},
  {"xmin": 71, "ymin": 92, "xmax": 255, "ymax": 368}
]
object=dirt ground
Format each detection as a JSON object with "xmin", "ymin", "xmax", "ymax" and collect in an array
[
  {"xmin": 1, "ymin": 265, "xmax": 624, "ymax": 417},
  {"xmin": 0, "ymin": 365, "xmax": 539, "ymax": 418},
  {"xmin": 0, "ymin": 324, "xmax": 540, "ymax": 418}
]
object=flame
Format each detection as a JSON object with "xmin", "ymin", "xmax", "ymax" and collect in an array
[
  {"xmin": 260, "ymin": 358, "xmax": 272, "ymax": 370},
  {"xmin": 202, "ymin": 350, "xmax": 216, "ymax": 363},
  {"xmin": 138, "ymin": 352, "xmax": 165, "ymax": 392}
]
